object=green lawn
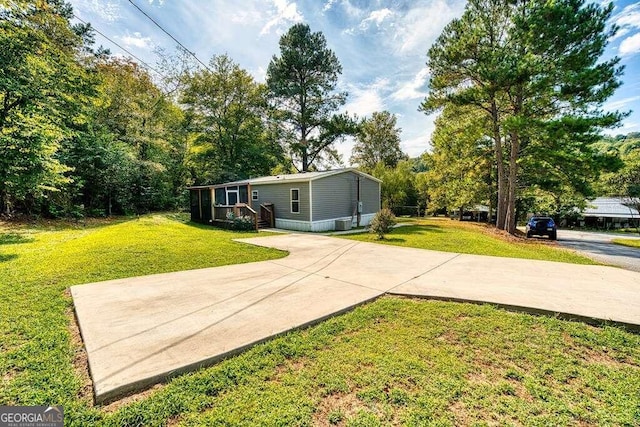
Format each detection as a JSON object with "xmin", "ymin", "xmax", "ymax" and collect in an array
[
  {"xmin": 1, "ymin": 213, "xmax": 638, "ymax": 426},
  {"xmin": 612, "ymin": 238, "xmax": 640, "ymax": 249},
  {"xmin": 343, "ymin": 218, "xmax": 597, "ymax": 264}
]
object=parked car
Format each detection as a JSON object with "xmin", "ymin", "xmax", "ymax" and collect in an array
[{"xmin": 526, "ymin": 216, "xmax": 557, "ymax": 240}]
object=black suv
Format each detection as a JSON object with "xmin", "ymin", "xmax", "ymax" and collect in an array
[{"xmin": 526, "ymin": 216, "xmax": 557, "ymax": 240}]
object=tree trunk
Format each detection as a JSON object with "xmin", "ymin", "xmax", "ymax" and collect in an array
[
  {"xmin": 505, "ymin": 130, "xmax": 520, "ymax": 234},
  {"xmin": 491, "ymin": 100, "xmax": 507, "ymax": 230}
]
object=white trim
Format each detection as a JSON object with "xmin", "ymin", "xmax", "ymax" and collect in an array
[
  {"xmin": 186, "ymin": 168, "xmax": 383, "ymax": 189},
  {"xmin": 309, "ymin": 181, "xmax": 313, "ymax": 221},
  {"xmin": 290, "ymin": 188, "xmax": 300, "ymax": 214},
  {"xmin": 226, "ymin": 187, "xmax": 239, "ymax": 206},
  {"xmin": 274, "ymin": 213, "xmax": 376, "ymax": 232},
  {"xmin": 251, "ymin": 190, "xmax": 259, "ymax": 201}
]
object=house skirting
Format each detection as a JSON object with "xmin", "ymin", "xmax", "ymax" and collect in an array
[{"xmin": 275, "ymin": 213, "xmax": 376, "ymax": 232}]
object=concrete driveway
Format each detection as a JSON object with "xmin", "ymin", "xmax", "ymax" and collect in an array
[
  {"xmin": 71, "ymin": 234, "xmax": 640, "ymax": 403},
  {"xmin": 554, "ymin": 229, "xmax": 640, "ymax": 272}
]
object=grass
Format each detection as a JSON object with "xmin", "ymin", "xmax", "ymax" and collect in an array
[
  {"xmin": 0, "ymin": 213, "xmax": 285, "ymax": 423},
  {"xmin": 612, "ymin": 238, "xmax": 640, "ymax": 249},
  {"xmin": 1, "ymin": 213, "xmax": 638, "ymax": 426},
  {"xmin": 342, "ymin": 217, "xmax": 597, "ymax": 264}
]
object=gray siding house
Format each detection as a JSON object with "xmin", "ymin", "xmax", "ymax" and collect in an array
[{"xmin": 188, "ymin": 169, "xmax": 382, "ymax": 232}]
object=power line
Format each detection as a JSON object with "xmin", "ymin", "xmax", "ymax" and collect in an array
[
  {"xmin": 73, "ymin": 14, "xmax": 165, "ymax": 77},
  {"xmin": 126, "ymin": 0, "xmax": 211, "ymax": 72}
]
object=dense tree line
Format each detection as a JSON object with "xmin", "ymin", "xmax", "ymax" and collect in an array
[
  {"xmin": 2, "ymin": 0, "xmax": 633, "ymax": 225},
  {"xmin": 1, "ymin": 3, "xmax": 356, "ymax": 217}
]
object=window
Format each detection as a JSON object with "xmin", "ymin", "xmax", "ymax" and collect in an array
[
  {"xmin": 239, "ymin": 185, "xmax": 249, "ymax": 203},
  {"xmin": 252, "ymin": 190, "xmax": 259, "ymax": 201},
  {"xmin": 226, "ymin": 186, "xmax": 238, "ymax": 205},
  {"xmin": 290, "ymin": 188, "xmax": 300, "ymax": 213}
]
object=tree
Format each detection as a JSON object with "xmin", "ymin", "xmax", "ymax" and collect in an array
[
  {"xmin": 420, "ymin": 105, "xmax": 491, "ymax": 219},
  {"xmin": 62, "ymin": 58, "xmax": 187, "ymax": 215},
  {"xmin": 423, "ymin": 0, "xmax": 624, "ymax": 234},
  {"xmin": 182, "ymin": 55, "xmax": 282, "ymax": 184},
  {"xmin": 351, "ymin": 111, "xmax": 406, "ymax": 171},
  {"xmin": 370, "ymin": 160, "xmax": 417, "ymax": 210},
  {"xmin": 266, "ymin": 23, "xmax": 357, "ymax": 172},
  {"xmin": 0, "ymin": 0, "xmax": 96, "ymax": 214}
]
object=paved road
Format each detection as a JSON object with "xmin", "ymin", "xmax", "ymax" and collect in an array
[
  {"xmin": 71, "ymin": 234, "xmax": 640, "ymax": 403},
  {"xmin": 553, "ymin": 229, "xmax": 640, "ymax": 272}
]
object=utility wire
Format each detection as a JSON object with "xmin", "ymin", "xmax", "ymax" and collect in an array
[
  {"xmin": 126, "ymin": 0, "xmax": 212, "ymax": 72},
  {"xmin": 73, "ymin": 14, "xmax": 165, "ymax": 77}
]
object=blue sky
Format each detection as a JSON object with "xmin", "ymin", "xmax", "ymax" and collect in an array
[{"xmin": 69, "ymin": 0, "xmax": 640, "ymax": 161}]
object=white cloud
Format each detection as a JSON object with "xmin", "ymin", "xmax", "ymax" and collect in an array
[
  {"xmin": 619, "ymin": 32, "xmax": 640, "ymax": 56},
  {"xmin": 610, "ymin": 26, "xmax": 631, "ymax": 41},
  {"xmin": 118, "ymin": 32, "xmax": 153, "ymax": 49},
  {"xmin": 340, "ymin": 0, "xmax": 366, "ymax": 19},
  {"xmin": 393, "ymin": 0, "xmax": 465, "ymax": 55},
  {"xmin": 360, "ymin": 8, "xmax": 393, "ymax": 30},
  {"xmin": 391, "ymin": 67, "xmax": 430, "ymax": 101},
  {"xmin": 603, "ymin": 95, "xmax": 640, "ymax": 111},
  {"xmin": 343, "ymin": 79, "xmax": 389, "ymax": 117},
  {"xmin": 614, "ymin": 3, "xmax": 640, "ymax": 29},
  {"xmin": 260, "ymin": 0, "xmax": 304, "ymax": 36},
  {"xmin": 401, "ymin": 134, "xmax": 431, "ymax": 157},
  {"xmin": 323, "ymin": 0, "xmax": 337, "ymax": 12},
  {"xmin": 73, "ymin": 0, "xmax": 120, "ymax": 22},
  {"xmin": 231, "ymin": 10, "xmax": 264, "ymax": 24}
]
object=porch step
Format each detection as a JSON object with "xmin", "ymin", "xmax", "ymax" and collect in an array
[{"xmin": 257, "ymin": 220, "xmax": 270, "ymax": 229}]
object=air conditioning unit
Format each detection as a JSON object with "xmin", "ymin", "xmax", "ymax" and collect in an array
[{"xmin": 335, "ymin": 219, "xmax": 352, "ymax": 231}]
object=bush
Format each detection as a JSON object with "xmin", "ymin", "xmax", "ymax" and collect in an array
[
  {"xmin": 232, "ymin": 215, "xmax": 255, "ymax": 231},
  {"xmin": 225, "ymin": 211, "xmax": 256, "ymax": 231},
  {"xmin": 369, "ymin": 208, "xmax": 396, "ymax": 239}
]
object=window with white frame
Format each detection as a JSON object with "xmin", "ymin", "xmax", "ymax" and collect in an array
[
  {"xmin": 290, "ymin": 188, "xmax": 300, "ymax": 213},
  {"xmin": 251, "ymin": 190, "xmax": 259, "ymax": 201}
]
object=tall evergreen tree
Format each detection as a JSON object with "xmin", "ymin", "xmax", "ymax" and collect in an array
[
  {"xmin": 266, "ymin": 23, "xmax": 357, "ymax": 172},
  {"xmin": 423, "ymin": 0, "xmax": 624, "ymax": 234}
]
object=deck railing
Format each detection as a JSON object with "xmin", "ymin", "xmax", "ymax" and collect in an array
[{"xmin": 260, "ymin": 203, "xmax": 275, "ymax": 228}]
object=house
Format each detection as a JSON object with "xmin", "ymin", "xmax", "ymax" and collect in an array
[
  {"xmin": 581, "ymin": 197, "xmax": 640, "ymax": 229},
  {"xmin": 187, "ymin": 168, "xmax": 382, "ymax": 232}
]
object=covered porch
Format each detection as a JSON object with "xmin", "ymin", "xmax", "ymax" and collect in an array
[{"xmin": 188, "ymin": 182, "xmax": 274, "ymax": 230}]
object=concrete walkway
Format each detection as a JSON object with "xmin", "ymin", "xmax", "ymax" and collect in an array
[{"xmin": 71, "ymin": 234, "xmax": 640, "ymax": 403}]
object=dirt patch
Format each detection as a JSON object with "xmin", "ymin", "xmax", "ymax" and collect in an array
[
  {"xmin": 448, "ymin": 399, "xmax": 471, "ymax": 426},
  {"xmin": 100, "ymin": 383, "xmax": 166, "ymax": 413},
  {"xmin": 0, "ymin": 215, "xmax": 128, "ymax": 231},
  {"xmin": 272, "ymin": 358, "xmax": 308, "ymax": 378},
  {"xmin": 311, "ymin": 392, "xmax": 368, "ymax": 426}
]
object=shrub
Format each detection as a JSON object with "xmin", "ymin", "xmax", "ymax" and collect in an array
[
  {"xmin": 232, "ymin": 215, "xmax": 256, "ymax": 231},
  {"xmin": 225, "ymin": 211, "xmax": 256, "ymax": 231},
  {"xmin": 369, "ymin": 208, "xmax": 396, "ymax": 239}
]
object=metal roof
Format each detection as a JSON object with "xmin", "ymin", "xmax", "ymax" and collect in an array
[
  {"xmin": 583, "ymin": 197, "xmax": 640, "ymax": 218},
  {"xmin": 187, "ymin": 168, "xmax": 382, "ymax": 189}
]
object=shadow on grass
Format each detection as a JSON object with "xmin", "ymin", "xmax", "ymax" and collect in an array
[
  {"xmin": 182, "ymin": 219, "xmax": 260, "ymax": 235},
  {"xmin": 0, "ymin": 233, "xmax": 34, "ymax": 245},
  {"xmin": 381, "ymin": 237, "xmax": 406, "ymax": 243},
  {"xmin": 0, "ymin": 253, "xmax": 18, "ymax": 262},
  {"xmin": 389, "ymin": 225, "xmax": 445, "ymax": 236}
]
